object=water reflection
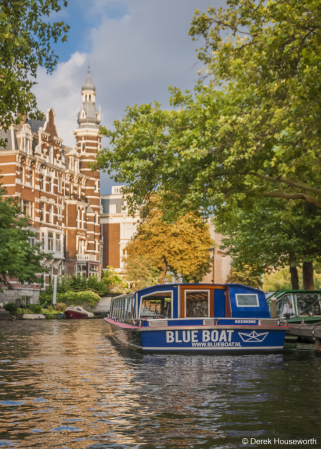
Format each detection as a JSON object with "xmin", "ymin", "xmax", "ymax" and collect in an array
[{"xmin": 0, "ymin": 321, "xmax": 320, "ymax": 448}]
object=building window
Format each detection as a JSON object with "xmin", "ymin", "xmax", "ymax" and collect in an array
[
  {"xmin": 29, "ymin": 237, "xmax": 35, "ymax": 247},
  {"xmin": 30, "ymin": 169, "xmax": 33, "ymax": 187},
  {"xmin": 94, "ymin": 213, "xmax": 97, "ymax": 224},
  {"xmin": 48, "ymin": 145, "xmax": 53, "ymax": 164},
  {"xmin": 82, "ymin": 210, "xmax": 85, "ymax": 229},
  {"xmin": 40, "ymin": 203, "xmax": 44, "ymax": 221},
  {"xmin": 81, "ymin": 142, "xmax": 85, "ymax": 153},
  {"xmin": 48, "ymin": 176, "xmax": 52, "ymax": 193},
  {"xmin": 48, "ymin": 205, "xmax": 53, "ymax": 223},
  {"xmin": 48, "ymin": 267, "xmax": 53, "ymax": 284},
  {"xmin": 48, "ymin": 232, "xmax": 54, "ymax": 251},
  {"xmin": 40, "ymin": 174, "xmax": 44, "ymax": 190},
  {"xmin": 78, "ymin": 239, "xmax": 85, "ymax": 255},
  {"xmin": 41, "ymin": 232, "xmax": 45, "ymax": 248},
  {"xmin": 55, "ymin": 234, "xmax": 61, "ymax": 252},
  {"xmin": 20, "ymin": 166, "xmax": 24, "ymax": 183},
  {"xmin": 58, "ymin": 178, "xmax": 62, "ymax": 192},
  {"xmin": 21, "ymin": 200, "xmax": 33, "ymax": 218},
  {"xmin": 95, "ymin": 180, "xmax": 99, "ymax": 192},
  {"xmin": 109, "ymin": 204, "xmax": 116, "ymax": 214}
]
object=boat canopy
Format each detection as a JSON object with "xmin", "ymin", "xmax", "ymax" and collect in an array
[{"xmin": 110, "ymin": 284, "xmax": 270, "ymax": 321}]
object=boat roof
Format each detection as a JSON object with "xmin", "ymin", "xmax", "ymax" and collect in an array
[
  {"xmin": 266, "ymin": 290, "xmax": 321, "ymax": 300},
  {"xmin": 133, "ymin": 283, "xmax": 264, "ymax": 295}
]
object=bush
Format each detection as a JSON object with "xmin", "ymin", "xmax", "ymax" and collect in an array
[
  {"xmin": 16, "ymin": 308, "xmax": 23, "ymax": 314},
  {"xmin": 4, "ymin": 303, "xmax": 17, "ymax": 313},
  {"xmin": 55, "ymin": 302, "xmax": 67, "ymax": 312},
  {"xmin": 29, "ymin": 304, "xmax": 42, "ymax": 313},
  {"xmin": 58, "ymin": 290, "xmax": 100, "ymax": 308}
]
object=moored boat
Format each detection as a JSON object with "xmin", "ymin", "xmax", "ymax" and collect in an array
[
  {"xmin": 266, "ymin": 290, "xmax": 321, "ymax": 324},
  {"xmin": 104, "ymin": 283, "xmax": 288, "ymax": 352},
  {"xmin": 64, "ymin": 306, "xmax": 94, "ymax": 319}
]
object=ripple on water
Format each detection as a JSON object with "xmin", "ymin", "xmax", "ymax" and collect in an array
[{"xmin": 0, "ymin": 320, "xmax": 321, "ymax": 448}]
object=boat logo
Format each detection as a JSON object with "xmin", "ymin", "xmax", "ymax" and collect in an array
[{"xmin": 238, "ymin": 331, "xmax": 269, "ymax": 343}]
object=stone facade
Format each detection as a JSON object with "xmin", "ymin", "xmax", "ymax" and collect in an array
[
  {"xmin": 0, "ymin": 72, "xmax": 101, "ymax": 305},
  {"xmin": 100, "ymin": 186, "xmax": 139, "ymax": 275}
]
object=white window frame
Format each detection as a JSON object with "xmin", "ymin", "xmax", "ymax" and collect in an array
[
  {"xmin": 139, "ymin": 291, "xmax": 173, "ymax": 319},
  {"xmin": 184, "ymin": 289, "xmax": 210, "ymax": 318},
  {"xmin": 235, "ymin": 293, "xmax": 259, "ymax": 307}
]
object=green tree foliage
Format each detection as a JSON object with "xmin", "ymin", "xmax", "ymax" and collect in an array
[
  {"xmin": 0, "ymin": 0, "xmax": 69, "ymax": 143},
  {"xmin": 39, "ymin": 275, "xmax": 108, "ymax": 305},
  {"xmin": 95, "ymin": 0, "xmax": 321, "ymax": 218},
  {"xmin": 214, "ymin": 198, "xmax": 321, "ymax": 288},
  {"xmin": 101, "ymin": 266, "xmax": 130, "ymax": 294},
  {"xmin": 125, "ymin": 203, "xmax": 214, "ymax": 284},
  {"xmin": 264, "ymin": 267, "xmax": 321, "ymax": 291},
  {"xmin": 227, "ymin": 267, "xmax": 263, "ymax": 290},
  {"xmin": 58, "ymin": 290, "xmax": 100, "ymax": 308},
  {"xmin": 0, "ymin": 186, "xmax": 49, "ymax": 290},
  {"xmin": 124, "ymin": 255, "xmax": 161, "ymax": 290}
]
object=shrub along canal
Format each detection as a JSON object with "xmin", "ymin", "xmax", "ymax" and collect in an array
[{"xmin": 0, "ymin": 320, "xmax": 320, "ymax": 448}]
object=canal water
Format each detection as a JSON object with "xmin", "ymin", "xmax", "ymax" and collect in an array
[{"xmin": 0, "ymin": 321, "xmax": 320, "ymax": 449}]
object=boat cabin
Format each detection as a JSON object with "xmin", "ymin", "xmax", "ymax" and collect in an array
[
  {"xmin": 110, "ymin": 283, "xmax": 270, "ymax": 326},
  {"xmin": 266, "ymin": 290, "xmax": 321, "ymax": 323}
]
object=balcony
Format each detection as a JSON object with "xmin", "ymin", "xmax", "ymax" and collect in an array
[{"xmin": 76, "ymin": 253, "xmax": 97, "ymax": 262}]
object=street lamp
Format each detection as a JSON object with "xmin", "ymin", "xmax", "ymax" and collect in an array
[{"xmin": 207, "ymin": 247, "xmax": 215, "ymax": 283}]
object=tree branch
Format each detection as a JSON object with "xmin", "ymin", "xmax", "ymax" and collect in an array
[{"xmin": 260, "ymin": 191, "xmax": 321, "ymax": 209}]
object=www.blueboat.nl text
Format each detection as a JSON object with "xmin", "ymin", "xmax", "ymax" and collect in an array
[{"xmin": 242, "ymin": 438, "xmax": 317, "ymax": 445}]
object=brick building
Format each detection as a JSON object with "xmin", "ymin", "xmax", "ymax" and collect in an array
[{"xmin": 0, "ymin": 72, "xmax": 102, "ymax": 304}]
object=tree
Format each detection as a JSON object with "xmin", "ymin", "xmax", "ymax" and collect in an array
[
  {"xmin": 0, "ymin": 0, "xmax": 69, "ymax": 145},
  {"xmin": 39, "ymin": 274, "xmax": 109, "ymax": 305},
  {"xmin": 214, "ymin": 198, "xmax": 321, "ymax": 290},
  {"xmin": 227, "ymin": 267, "xmax": 263, "ymax": 290},
  {"xmin": 125, "ymin": 204, "xmax": 214, "ymax": 284},
  {"xmin": 101, "ymin": 266, "xmax": 130, "ymax": 294},
  {"xmin": 95, "ymin": 0, "xmax": 321, "ymax": 218},
  {"xmin": 124, "ymin": 255, "xmax": 161, "ymax": 290},
  {"xmin": 0, "ymin": 186, "xmax": 49, "ymax": 289}
]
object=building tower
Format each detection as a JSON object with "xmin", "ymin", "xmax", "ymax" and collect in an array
[{"xmin": 72, "ymin": 69, "xmax": 102, "ymax": 278}]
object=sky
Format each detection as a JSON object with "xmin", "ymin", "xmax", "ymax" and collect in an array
[{"xmin": 33, "ymin": 0, "xmax": 227, "ymax": 194}]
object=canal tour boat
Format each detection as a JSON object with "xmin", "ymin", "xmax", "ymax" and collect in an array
[
  {"xmin": 266, "ymin": 290, "xmax": 321, "ymax": 325},
  {"xmin": 104, "ymin": 283, "xmax": 288, "ymax": 352}
]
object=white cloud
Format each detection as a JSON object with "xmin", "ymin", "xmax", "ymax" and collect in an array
[{"xmin": 32, "ymin": 0, "xmax": 225, "ymax": 192}]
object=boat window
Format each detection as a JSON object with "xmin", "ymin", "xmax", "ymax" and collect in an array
[
  {"xmin": 185, "ymin": 290, "xmax": 209, "ymax": 318},
  {"xmin": 126, "ymin": 295, "xmax": 134, "ymax": 319},
  {"xmin": 140, "ymin": 291, "xmax": 172, "ymax": 319},
  {"xmin": 295, "ymin": 294, "xmax": 321, "ymax": 316},
  {"xmin": 236, "ymin": 294, "xmax": 259, "ymax": 307},
  {"xmin": 276, "ymin": 294, "xmax": 295, "ymax": 317}
]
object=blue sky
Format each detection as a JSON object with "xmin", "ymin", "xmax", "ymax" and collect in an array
[{"xmin": 33, "ymin": 0, "xmax": 227, "ymax": 194}]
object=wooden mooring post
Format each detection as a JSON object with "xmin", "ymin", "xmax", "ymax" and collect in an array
[{"xmin": 287, "ymin": 324, "xmax": 321, "ymax": 353}]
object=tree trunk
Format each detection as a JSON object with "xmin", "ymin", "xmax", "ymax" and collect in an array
[
  {"xmin": 159, "ymin": 260, "xmax": 167, "ymax": 285},
  {"xmin": 302, "ymin": 261, "xmax": 314, "ymax": 290},
  {"xmin": 290, "ymin": 264, "xmax": 299, "ymax": 290}
]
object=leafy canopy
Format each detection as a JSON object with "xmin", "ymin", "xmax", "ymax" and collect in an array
[
  {"xmin": 0, "ymin": 0, "xmax": 69, "ymax": 143},
  {"xmin": 125, "ymin": 201, "xmax": 214, "ymax": 283},
  {"xmin": 214, "ymin": 198, "xmax": 321, "ymax": 275},
  {"xmin": 0, "ymin": 186, "xmax": 49, "ymax": 289},
  {"xmin": 95, "ymin": 0, "xmax": 321, "ymax": 218}
]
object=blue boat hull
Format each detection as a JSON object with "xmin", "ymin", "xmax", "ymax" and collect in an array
[{"xmin": 104, "ymin": 320, "xmax": 286, "ymax": 352}]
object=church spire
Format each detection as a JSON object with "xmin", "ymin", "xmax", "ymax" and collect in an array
[{"xmin": 77, "ymin": 70, "xmax": 101, "ymax": 128}]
